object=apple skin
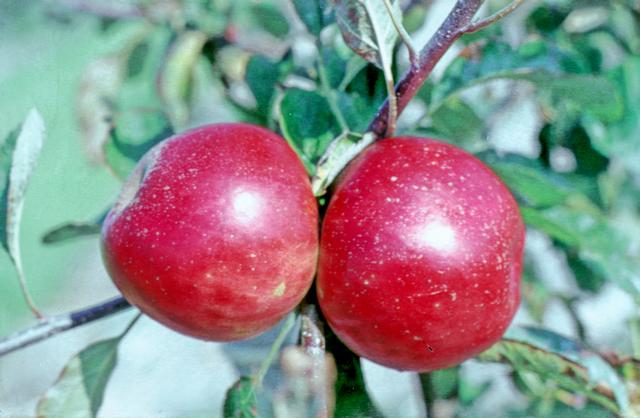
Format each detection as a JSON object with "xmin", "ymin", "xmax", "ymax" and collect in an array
[
  {"xmin": 101, "ymin": 123, "xmax": 318, "ymax": 341},
  {"xmin": 317, "ymin": 137, "xmax": 524, "ymax": 372}
]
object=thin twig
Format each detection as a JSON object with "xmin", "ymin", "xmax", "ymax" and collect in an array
[
  {"xmin": 0, "ymin": 297, "xmax": 131, "ymax": 357},
  {"xmin": 463, "ymin": 0, "xmax": 526, "ymax": 34},
  {"xmin": 255, "ymin": 313, "xmax": 297, "ymax": 384},
  {"xmin": 317, "ymin": 49, "xmax": 350, "ymax": 134},
  {"xmin": 383, "ymin": 0, "xmax": 418, "ymax": 64}
]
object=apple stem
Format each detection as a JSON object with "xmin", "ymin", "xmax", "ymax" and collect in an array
[
  {"xmin": 300, "ymin": 305, "xmax": 325, "ymax": 354},
  {"xmin": 299, "ymin": 306, "xmax": 334, "ymax": 417},
  {"xmin": 0, "ymin": 296, "xmax": 131, "ymax": 357}
]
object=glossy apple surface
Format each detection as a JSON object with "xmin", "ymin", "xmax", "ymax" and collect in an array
[
  {"xmin": 101, "ymin": 123, "xmax": 318, "ymax": 341},
  {"xmin": 317, "ymin": 137, "xmax": 524, "ymax": 371}
]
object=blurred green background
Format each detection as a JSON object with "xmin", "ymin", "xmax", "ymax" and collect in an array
[{"xmin": 0, "ymin": 1, "xmax": 121, "ymax": 334}]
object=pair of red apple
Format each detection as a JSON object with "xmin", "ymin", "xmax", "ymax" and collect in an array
[{"xmin": 101, "ymin": 123, "xmax": 524, "ymax": 372}]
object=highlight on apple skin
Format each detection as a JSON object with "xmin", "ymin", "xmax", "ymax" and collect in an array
[
  {"xmin": 317, "ymin": 136, "xmax": 525, "ymax": 372},
  {"xmin": 101, "ymin": 123, "xmax": 319, "ymax": 341}
]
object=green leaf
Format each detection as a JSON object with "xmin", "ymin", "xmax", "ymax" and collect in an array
[
  {"xmin": 479, "ymin": 326, "xmax": 631, "ymax": 416},
  {"xmin": 190, "ymin": 56, "xmax": 251, "ymax": 126},
  {"xmin": 520, "ymin": 207, "xmax": 580, "ymax": 247},
  {"xmin": 458, "ymin": 377, "xmax": 491, "ymax": 407},
  {"xmin": 479, "ymin": 152, "xmax": 574, "ymax": 208},
  {"xmin": 521, "ymin": 265, "xmax": 553, "ymax": 324},
  {"xmin": 326, "ymin": 327, "xmax": 384, "ymax": 418},
  {"xmin": 403, "ymin": 4, "xmax": 428, "ymax": 33},
  {"xmin": 431, "ymin": 41, "xmax": 622, "ymax": 122},
  {"xmin": 98, "ymin": 27, "xmax": 175, "ymax": 176},
  {"xmin": 311, "ymin": 131, "xmax": 373, "ymax": 196},
  {"xmin": 426, "ymin": 97, "xmax": 484, "ymax": 149},
  {"xmin": 126, "ymin": 41, "xmax": 149, "ymax": 79},
  {"xmin": 547, "ymin": 206, "xmax": 640, "ymax": 301},
  {"xmin": 104, "ymin": 110, "xmax": 173, "ymax": 179},
  {"xmin": 432, "ymin": 40, "xmax": 566, "ymax": 105},
  {"xmin": 523, "ymin": 206, "xmax": 640, "ymax": 302},
  {"xmin": 42, "ymin": 209, "xmax": 106, "ymax": 245},
  {"xmin": 0, "ymin": 109, "xmax": 45, "ymax": 300},
  {"xmin": 333, "ymin": 0, "xmax": 401, "ymax": 129},
  {"xmin": 540, "ymin": 75, "xmax": 623, "ymax": 123},
  {"xmin": 526, "ymin": 5, "xmax": 568, "ymax": 34},
  {"xmin": 337, "ymin": 91, "xmax": 378, "ymax": 132},
  {"xmin": 322, "ymin": 46, "xmax": 350, "ymax": 90},
  {"xmin": 36, "ymin": 337, "xmax": 121, "ymax": 418},
  {"xmin": 248, "ymin": 3, "xmax": 290, "ymax": 38},
  {"xmin": 345, "ymin": 61, "xmax": 387, "ymax": 103},
  {"xmin": 3, "ymin": 108, "xmax": 45, "ymax": 251},
  {"xmin": 77, "ymin": 55, "xmax": 125, "ymax": 165},
  {"xmin": 245, "ymin": 55, "xmax": 281, "ymax": 116},
  {"xmin": 117, "ymin": 27, "xmax": 173, "ymax": 110},
  {"xmin": 428, "ymin": 367, "xmax": 460, "ymax": 400},
  {"xmin": 566, "ymin": 252, "xmax": 606, "ymax": 293},
  {"xmin": 292, "ymin": 0, "xmax": 333, "ymax": 36},
  {"xmin": 333, "ymin": 0, "xmax": 400, "ymax": 70},
  {"xmin": 42, "ymin": 222, "xmax": 102, "ymax": 245},
  {"xmin": 531, "ymin": 402, "xmax": 618, "ymax": 418},
  {"xmin": 76, "ymin": 26, "xmax": 152, "ymax": 168},
  {"xmin": 582, "ymin": 56, "xmax": 640, "ymax": 177},
  {"xmin": 339, "ymin": 55, "xmax": 369, "ymax": 91},
  {"xmin": 182, "ymin": 0, "xmax": 229, "ymax": 36},
  {"xmin": 106, "ymin": 27, "xmax": 174, "ymax": 165},
  {"xmin": 610, "ymin": 3, "xmax": 640, "ymax": 54},
  {"xmin": 223, "ymin": 376, "xmax": 258, "ymax": 418},
  {"xmin": 159, "ymin": 30, "xmax": 208, "ymax": 130},
  {"xmin": 279, "ymin": 88, "xmax": 340, "ymax": 172},
  {"xmin": 541, "ymin": 125, "xmax": 609, "ymax": 178}
]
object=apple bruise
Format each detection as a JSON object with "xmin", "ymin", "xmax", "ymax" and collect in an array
[
  {"xmin": 101, "ymin": 124, "xmax": 318, "ymax": 341},
  {"xmin": 318, "ymin": 137, "xmax": 524, "ymax": 372}
]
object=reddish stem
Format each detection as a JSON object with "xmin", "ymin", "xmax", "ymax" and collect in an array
[{"xmin": 368, "ymin": 0, "xmax": 484, "ymax": 138}]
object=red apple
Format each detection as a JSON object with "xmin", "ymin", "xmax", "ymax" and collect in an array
[
  {"xmin": 101, "ymin": 123, "xmax": 318, "ymax": 341},
  {"xmin": 317, "ymin": 137, "xmax": 524, "ymax": 371}
]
